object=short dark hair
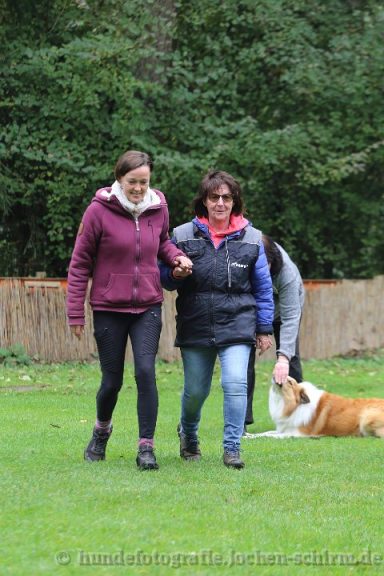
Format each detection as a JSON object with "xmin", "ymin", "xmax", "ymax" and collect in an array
[
  {"xmin": 114, "ymin": 150, "xmax": 153, "ymax": 180},
  {"xmin": 262, "ymin": 234, "xmax": 283, "ymax": 277},
  {"xmin": 193, "ymin": 170, "xmax": 244, "ymax": 217}
]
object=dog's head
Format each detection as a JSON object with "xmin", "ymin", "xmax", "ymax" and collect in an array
[{"xmin": 272, "ymin": 376, "xmax": 310, "ymax": 406}]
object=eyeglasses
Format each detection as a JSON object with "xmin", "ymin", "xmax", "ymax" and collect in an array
[{"xmin": 207, "ymin": 193, "xmax": 233, "ymax": 204}]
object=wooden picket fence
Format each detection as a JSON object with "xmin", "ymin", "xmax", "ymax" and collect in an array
[{"xmin": 0, "ymin": 276, "xmax": 383, "ymax": 363}]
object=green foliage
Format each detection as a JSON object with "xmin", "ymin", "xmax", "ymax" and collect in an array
[
  {"xmin": 0, "ymin": 343, "xmax": 31, "ymax": 366},
  {"xmin": 0, "ymin": 0, "xmax": 383, "ymax": 277},
  {"xmin": 0, "ymin": 0, "xmax": 170, "ymax": 274},
  {"xmin": 166, "ymin": 0, "xmax": 384, "ymax": 278}
]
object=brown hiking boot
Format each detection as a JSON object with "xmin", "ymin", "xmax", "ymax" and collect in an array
[
  {"xmin": 223, "ymin": 450, "xmax": 244, "ymax": 469},
  {"xmin": 178, "ymin": 424, "xmax": 201, "ymax": 461}
]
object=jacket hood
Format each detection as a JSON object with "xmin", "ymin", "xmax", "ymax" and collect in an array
[{"xmin": 92, "ymin": 186, "xmax": 165, "ymax": 215}]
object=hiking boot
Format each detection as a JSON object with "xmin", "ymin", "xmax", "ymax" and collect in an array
[
  {"xmin": 223, "ymin": 450, "xmax": 244, "ymax": 469},
  {"xmin": 178, "ymin": 424, "xmax": 201, "ymax": 461},
  {"xmin": 136, "ymin": 443, "xmax": 159, "ymax": 470},
  {"xmin": 84, "ymin": 426, "xmax": 113, "ymax": 461}
]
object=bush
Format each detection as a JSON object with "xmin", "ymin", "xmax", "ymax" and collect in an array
[{"xmin": 0, "ymin": 344, "xmax": 32, "ymax": 366}]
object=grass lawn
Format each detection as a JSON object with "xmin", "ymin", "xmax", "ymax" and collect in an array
[{"xmin": 2, "ymin": 350, "xmax": 384, "ymax": 575}]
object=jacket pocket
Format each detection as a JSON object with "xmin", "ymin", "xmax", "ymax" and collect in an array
[
  {"xmin": 102, "ymin": 274, "xmax": 134, "ymax": 304},
  {"xmin": 135, "ymin": 273, "xmax": 162, "ymax": 304},
  {"xmin": 186, "ymin": 246, "xmax": 205, "ymax": 261},
  {"xmin": 103, "ymin": 273, "xmax": 161, "ymax": 305}
]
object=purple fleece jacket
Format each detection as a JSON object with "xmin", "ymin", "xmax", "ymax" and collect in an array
[{"xmin": 67, "ymin": 188, "xmax": 184, "ymax": 325}]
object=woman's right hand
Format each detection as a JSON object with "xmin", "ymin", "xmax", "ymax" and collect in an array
[
  {"xmin": 273, "ymin": 356, "xmax": 289, "ymax": 384},
  {"xmin": 173, "ymin": 255, "xmax": 193, "ymax": 272},
  {"xmin": 70, "ymin": 325, "xmax": 84, "ymax": 340},
  {"xmin": 172, "ymin": 256, "xmax": 193, "ymax": 279},
  {"xmin": 172, "ymin": 266, "xmax": 192, "ymax": 279}
]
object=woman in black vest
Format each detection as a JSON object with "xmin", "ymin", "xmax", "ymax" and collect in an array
[{"xmin": 161, "ymin": 170, "xmax": 274, "ymax": 469}]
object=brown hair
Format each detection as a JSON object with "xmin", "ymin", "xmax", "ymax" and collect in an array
[
  {"xmin": 114, "ymin": 150, "xmax": 154, "ymax": 180},
  {"xmin": 193, "ymin": 170, "xmax": 244, "ymax": 217},
  {"xmin": 262, "ymin": 235, "xmax": 283, "ymax": 277}
]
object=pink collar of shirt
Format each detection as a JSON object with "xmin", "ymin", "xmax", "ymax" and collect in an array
[{"xmin": 198, "ymin": 214, "xmax": 249, "ymax": 248}]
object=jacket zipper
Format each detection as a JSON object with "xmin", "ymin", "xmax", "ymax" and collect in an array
[
  {"xmin": 210, "ymin": 244, "xmax": 217, "ymax": 344},
  {"xmin": 133, "ymin": 217, "xmax": 140, "ymax": 305},
  {"xmin": 225, "ymin": 237, "xmax": 232, "ymax": 289}
]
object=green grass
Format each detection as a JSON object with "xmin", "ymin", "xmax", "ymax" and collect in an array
[{"xmin": 2, "ymin": 351, "xmax": 384, "ymax": 575}]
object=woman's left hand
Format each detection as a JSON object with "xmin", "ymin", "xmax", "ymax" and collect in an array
[{"xmin": 255, "ymin": 334, "xmax": 273, "ymax": 355}]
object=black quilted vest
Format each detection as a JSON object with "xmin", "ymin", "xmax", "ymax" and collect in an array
[{"xmin": 173, "ymin": 222, "xmax": 261, "ymax": 347}]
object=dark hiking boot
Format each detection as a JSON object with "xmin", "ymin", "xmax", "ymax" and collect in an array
[
  {"xmin": 223, "ymin": 450, "xmax": 244, "ymax": 469},
  {"xmin": 136, "ymin": 443, "xmax": 159, "ymax": 470},
  {"xmin": 84, "ymin": 426, "xmax": 113, "ymax": 462},
  {"xmin": 178, "ymin": 424, "xmax": 201, "ymax": 461}
]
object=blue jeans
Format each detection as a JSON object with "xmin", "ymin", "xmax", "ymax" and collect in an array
[{"xmin": 180, "ymin": 345, "xmax": 251, "ymax": 452}]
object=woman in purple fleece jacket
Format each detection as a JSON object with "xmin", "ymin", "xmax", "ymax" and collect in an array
[{"xmin": 67, "ymin": 150, "xmax": 192, "ymax": 470}]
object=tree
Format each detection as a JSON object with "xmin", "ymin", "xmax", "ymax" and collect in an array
[
  {"xmin": 0, "ymin": 0, "xmax": 383, "ymax": 278},
  {"xmin": 164, "ymin": 0, "xmax": 384, "ymax": 278}
]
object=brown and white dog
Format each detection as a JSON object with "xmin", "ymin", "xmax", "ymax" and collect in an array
[{"xmin": 251, "ymin": 377, "xmax": 384, "ymax": 438}]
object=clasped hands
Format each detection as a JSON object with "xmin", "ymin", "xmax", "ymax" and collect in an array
[{"xmin": 172, "ymin": 255, "xmax": 193, "ymax": 278}]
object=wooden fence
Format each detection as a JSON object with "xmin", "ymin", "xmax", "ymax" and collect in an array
[{"xmin": 0, "ymin": 276, "xmax": 383, "ymax": 363}]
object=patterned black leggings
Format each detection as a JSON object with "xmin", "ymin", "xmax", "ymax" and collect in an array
[{"xmin": 93, "ymin": 306, "xmax": 162, "ymax": 439}]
